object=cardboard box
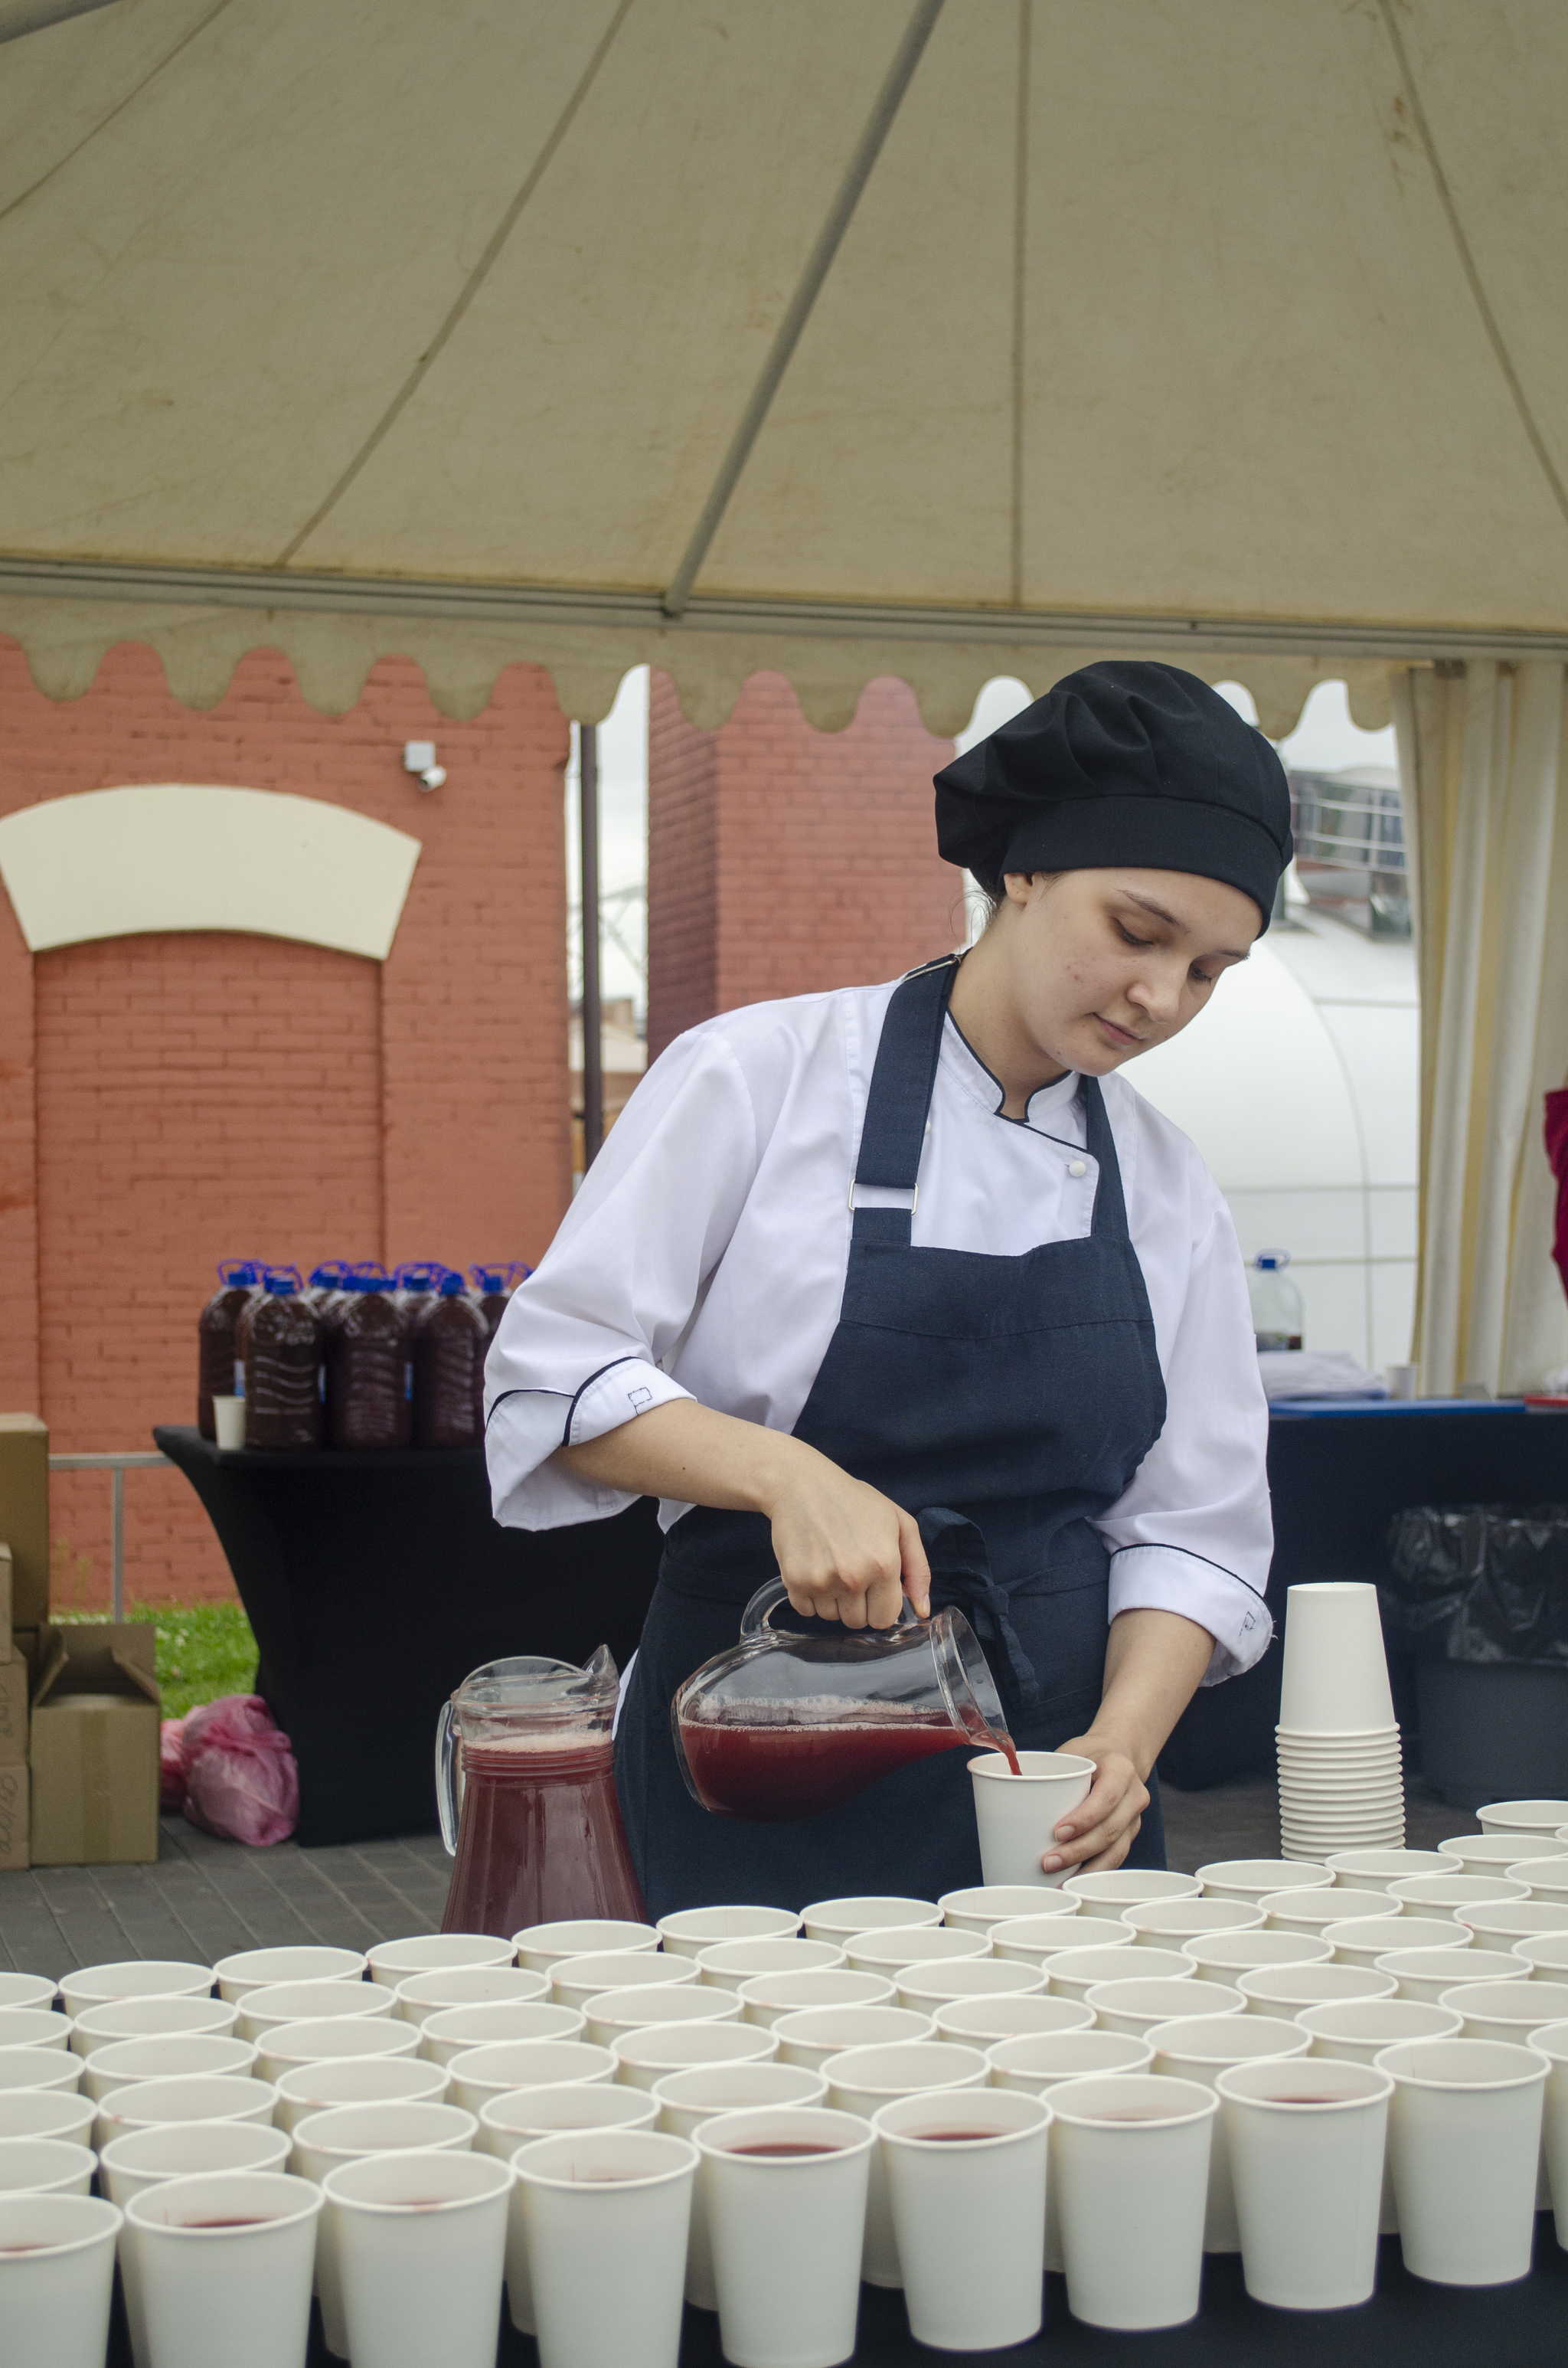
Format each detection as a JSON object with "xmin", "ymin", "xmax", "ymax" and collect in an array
[
  {"xmin": 29, "ymin": 1623, "xmax": 160, "ymax": 1866},
  {"xmin": 0, "ymin": 1658, "xmax": 25, "ymax": 1764},
  {"xmin": 0, "ymin": 1763, "xmax": 27, "ymax": 1871},
  {"xmin": 0, "ymin": 1542, "xmax": 11, "ymax": 1656},
  {"xmin": 11, "ymin": 1630, "xmax": 38, "ymax": 1681},
  {"xmin": 0, "ymin": 1417, "xmax": 48, "ymax": 1628}
]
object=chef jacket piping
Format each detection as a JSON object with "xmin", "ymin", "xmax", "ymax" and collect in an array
[
  {"xmin": 943, "ymin": 1006, "xmax": 1092, "ymax": 1140},
  {"xmin": 1109, "ymin": 1540, "xmax": 1263, "ymax": 1601}
]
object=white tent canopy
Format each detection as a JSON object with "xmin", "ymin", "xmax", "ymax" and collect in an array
[{"xmin": 2, "ymin": 0, "xmax": 1566, "ymax": 728}]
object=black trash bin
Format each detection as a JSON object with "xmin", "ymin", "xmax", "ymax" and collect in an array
[{"xmin": 1382, "ymin": 1504, "xmax": 1568, "ymax": 1811}]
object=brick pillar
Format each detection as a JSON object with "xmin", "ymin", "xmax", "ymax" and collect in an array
[
  {"xmin": 647, "ymin": 672, "xmax": 961, "ymax": 1058},
  {"xmin": 0, "ymin": 887, "xmax": 38, "ymax": 1414}
]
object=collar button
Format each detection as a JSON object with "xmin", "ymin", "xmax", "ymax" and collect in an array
[{"xmin": 1067, "ymin": 1159, "xmax": 1088, "ymax": 1179}]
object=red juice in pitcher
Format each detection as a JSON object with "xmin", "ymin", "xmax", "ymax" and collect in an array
[
  {"xmin": 679, "ymin": 1712, "xmax": 992, "ymax": 1822},
  {"xmin": 442, "ymin": 1737, "xmax": 646, "ymax": 1937}
]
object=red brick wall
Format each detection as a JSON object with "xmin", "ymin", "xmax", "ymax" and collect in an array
[
  {"xmin": 0, "ymin": 638, "xmax": 571, "ymax": 1607},
  {"xmin": 647, "ymin": 670, "xmax": 962, "ymax": 1058}
]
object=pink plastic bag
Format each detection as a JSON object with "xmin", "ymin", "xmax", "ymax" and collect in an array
[
  {"xmin": 179, "ymin": 1694, "xmax": 299, "ymax": 1847},
  {"xmin": 159, "ymin": 1718, "xmax": 188, "ymax": 1812}
]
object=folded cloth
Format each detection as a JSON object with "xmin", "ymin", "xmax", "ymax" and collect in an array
[{"xmin": 1259, "ymin": 1349, "xmax": 1387, "ymax": 1402}]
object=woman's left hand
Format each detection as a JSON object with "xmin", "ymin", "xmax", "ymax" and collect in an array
[{"xmin": 1040, "ymin": 1734, "xmax": 1149, "ymax": 1873}]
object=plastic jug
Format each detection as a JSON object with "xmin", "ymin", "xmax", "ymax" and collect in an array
[
  {"xmin": 672, "ymin": 1580, "xmax": 1018, "ymax": 1823},
  {"xmin": 469, "ymin": 1264, "xmax": 512, "ymax": 1343},
  {"xmin": 325, "ymin": 1268, "xmax": 412, "ymax": 1450},
  {"xmin": 1249, "ymin": 1249, "xmax": 1304, "ymax": 1352},
  {"xmin": 243, "ymin": 1267, "xmax": 324, "ymax": 1450},
  {"xmin": 436, "ymin": 1649, "xmax": 647, "ymax": 1936},
  {"xmin": 196, "ymin": 1260, "xmax": 260, "ymax": 1439},
  {"xmin": 412, "ymin": 1268, "xmax": 488, "ymax": 1447}
]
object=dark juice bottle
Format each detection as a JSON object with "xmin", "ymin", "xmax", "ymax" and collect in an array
[
  {"xmin": 441, "ymin": 1735, "xmax": 648, "ymax": 1935},
  {"xmin": 196, "ymin": 1261, "xmax": 260, "ymax": 1439},
  {"xmin": 468, "ymin": 1265, "xmax": 511, "ymax": 1344},
  {"xmin": 326, "ymin": 1273, "xmax": 412, "ymax": 1450},
  {"xmin": 244, "ymin": 1269, "xmax": 325, "ymax": 1449},
  {"xmin": 413, "ymin": 1270, "xmax": 488, "ymax": 1448}
]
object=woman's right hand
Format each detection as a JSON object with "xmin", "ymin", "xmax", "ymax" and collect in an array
[{"xmin": 762, "ymin": 1444, "xmax": 930, "ymax": 1630}]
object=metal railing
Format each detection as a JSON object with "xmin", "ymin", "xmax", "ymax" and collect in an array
[{"xmin": 48, "ymin": 1451, "xmax": 170, "ymax": 1621}]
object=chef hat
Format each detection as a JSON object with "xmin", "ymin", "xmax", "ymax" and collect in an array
[{"xmin": 934, "ymin": 661, "xmax": 1292, "ymax": 929}]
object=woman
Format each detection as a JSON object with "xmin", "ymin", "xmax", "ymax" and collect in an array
[{"xmin": 487, "ymin": 662, "xmax": 1287, "ymax": 1915}]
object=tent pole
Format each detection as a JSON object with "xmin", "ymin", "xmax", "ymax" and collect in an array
[{"xmin": 580, "ymin": 722, "xmax": 604, "ymax": 1169}]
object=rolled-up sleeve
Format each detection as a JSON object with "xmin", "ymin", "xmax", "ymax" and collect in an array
[
  {"xmin": 484, "ymin": 1028, "xmax": 759, "ymax": 1530},
  {"xmin": 1095, "ymin": 1200, "xmax": 1273, "ymax": 1684}
]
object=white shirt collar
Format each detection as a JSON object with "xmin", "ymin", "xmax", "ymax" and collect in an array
[{"xmin": 941, "ymin": 1015, "xmax": 1082, "ymax": 1133}]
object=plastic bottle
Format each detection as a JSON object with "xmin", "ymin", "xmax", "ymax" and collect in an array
[
  {"xmin": 196, "ymin": 1261, "xmax": 260, "ymax": 1440},
  {"xmin": 304, "ymin": 1260, "xmax": 351, "ymax": 1309},
  {"xmin": 413, "ymin": 1268, "xmax": 489, "ymax": 1448},
  {"xmin": 1249, "ymin": 1250, "xmax": 1304, "ymax": 1352},
  {"xmin": 468, "ymin": 1265, "xmax": 512, "ymax": 1343},
  {"xmin": 395, "ymin": 1261, "xmax": 441, "ymax": 1336},
  {"xmin": 326, "ymin": 1269, "xmax": 413, "ymax": 1450},
  {"xmin": 244, "ymin": 1267, "xmax": 325, "ymax": 1449}
]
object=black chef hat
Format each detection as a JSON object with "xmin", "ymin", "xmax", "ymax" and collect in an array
[{"xmin": 934, "ymin": 661, "xmax": 1292, "ymax": 929}]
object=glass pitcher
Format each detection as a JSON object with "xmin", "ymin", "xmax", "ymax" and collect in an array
[
  {"xmin": 436, "ymin": 1647, "xmax": 647, "ymax": 1937},
  {"xmin": 671, "ymin": 1580, "xmax": 1017, "ymax": 1823}
]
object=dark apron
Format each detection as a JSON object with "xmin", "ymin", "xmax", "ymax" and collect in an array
[{"xmin": 616, "ymin": 958, "xmax": 1170, "ymax": 1916}]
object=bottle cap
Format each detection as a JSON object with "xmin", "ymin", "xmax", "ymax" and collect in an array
[
  {"xmin": 1253, "ymin": 1249, "xmax": 1291, "ymax": 1271},
  {"xmin": 263, "ymin": 1265, "xmax": 302, "ymax": 1297},
  {"xmin": 218, "ymin": 1261, "xmax": 260, "ymax": 1287},
  {"xmin": 437, "ymin": 1270, "xmax": 466, "ymax": 1296}
]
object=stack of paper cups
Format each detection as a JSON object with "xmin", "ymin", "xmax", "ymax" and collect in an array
[{"xmin": 1276, "ymin": 1584, "xmax": 1403, "ymax": 1862}]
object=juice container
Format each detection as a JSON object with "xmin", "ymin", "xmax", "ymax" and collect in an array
[
  {"xmin": 412, "ymin": 1269, "xmax": 488, "ymax": 1448},
  {"xmin": 196, "ymin": 1261, "xmax": 260, "ymax": 1440},
  {"xmin": 468, "ymin": 1265, "xmax": 512, "ymax": 1343},
  {"xmin": 244, "ymin": 1268, "xmax": 325, "ymax": 1450},
  {"xmin": 1249, "ymin": 1251, "xmax": 1305, "ymax": 1352},
  {"xmin": 325, "ymin": 1271, "xmax": 413, "ymax": 1450}
]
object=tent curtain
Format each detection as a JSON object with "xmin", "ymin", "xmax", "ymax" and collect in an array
[{"xmin": 1393, "ymin": 659, "xmax": 1568, "ymax": 1396}]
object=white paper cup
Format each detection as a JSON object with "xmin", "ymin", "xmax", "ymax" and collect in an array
[
  {"xmin": 0, "ymin": 2091, "xmax": 96, "ymax": 2146},
  {"xmin": 936, "ymin": 1994, "xmax": 1095, "ymax": 2043},
  {"xmin": 365, "ymin": 1935, "xmax": 518, "ymax": 1985},
  {"xmin": 842, "ymin": 1926, "xmax": 991, "ymax": 1977},
  {"xmin": 550, "ymin": 1952, "xmax": 697, "ymax": 2013},
  {"xmin": 894, "ymin": 1958, "xmax": 1043, "ymax": 2009},
  {"xmin": 1088, "ymin": 1977, "xmax": 1244, "ymax": 2038},
  {"xmin": 1125, "ymin": 1899, "xmax": 1265, "ymax": 1944},
  {"xmin": 392, "ymin": 1967, "xmax": 550, "ymax": 2023},
  {"xmin": 1047, "ymin": 1943, "xmax": 1187, "ymax": 2001},
  {"xmin": 1515, "ymin": 1932, "xmax": 1568, "ymax": 1977},
  {"xmin": 94, "ymin": 2073, "xmax": 277, "ymax": 2151},
  {"xmin": 1508, "ymin": 1863, "xmax": 1568, "ymax": 1905},
  {"xmin": 1064, "ymin": 1869, "xmax": 1201, "ymax": 1917},
  {"xmin": 653, "ymin": 2065, "xmax": 829, "ymax": 2311},
  {"xmin": 82, "ymin": 2034, "xmax": 257, "ymax": 2100},
  {"xmin": 1260, "ymin": 1887, "xmax": 1391, "ymax": 1931},
  {"xmin": 99, "ymin": 2121, "xmax": 292, "ymax": 2368},
  {"xmin": 1278, "ymin": 1582, "xmax": 1396, "ymax": 1731},
  {"xmin": 128, "ymin": 2171, "xmax": 322, "ymax": 2368},
  {"xmin": 656, "ymin": 1906, "xmax": 799, "ymax": 1958},
  {"xmin": 1325, "ymin": 1848, "xmax": 1451, "ymax": 1889},
  {"xmin": 1050, "ymin": 2072, "xmax": 1217, "ymax": 2327},
  {"xmin": 1459, "ymin": 1901, "xmax": 1568, "ymax": 1951},
  {"xmin": 1441, "ymin": 1978, "xmax": 1568, "ymax": 2041},
  {"xmin": 420, "ymin": 2000, "xmax": 584, "ymax": 2064},
  {"xmin": 480, "ymin": 2082, "xmax": 659, "ymax": 2157},
  {"xmin": 292, "ymin": 2099, "xmax": 477, "ymax": 2353},
  {"xmin": 988, "ymin": 2028, "xmax": 1154, "ymax": 2092},
  {"xmin": 822, "ymin": 2043, "xmax": 988, "ymax": 2286},
  {"xmin": 1324, "ymin": 1915, "xmax": 1461, "ymax": 1967},
  {"xmin": 0, "ymin": 2191, "xmax": 122, "ymax": 2368},
  {"xmin": 695, "ymin": 1938, "xmax": 844, "ymax": 1990},
  {"xmin": 695, "ymin": 2108, "xmax": 871, "ymax": 2368},
  {"xmin": 1439, "ymin": 1833, "xmax": 1568, "ymax": 1876},
  {"xmin": 1200, "ymin": 1858, "xmax": 1332, "ymax": 1900},
  {"xmin": 0, "ymin": 2048, "xmax": 80, "ymax": 2095},
  {"xmin": 611, "ymin": 2023, "xmax": 779, "ymax": 2092},
  {"xmin": 511, "ymin": 1920, "xmax": 657, "ymax": 1973},
  {"xmin": 1377, "ymin": 1947, "xmax": 1527, "ymax": 2004},
  {"xmin": 238, "ymin": 1980, "xmax": 392, "ymax": 2042},
  {"xmin": 774, "ymin": 2004, "xmax": 935, "ymax": 2072},
  {"xmin": 1217, "ymin": 2056, "xmax": 1392, "ymax": 2307},
  {"xmin": 799, "ymin": 1896, "xmax": 943, "ymax": 1941},
  {"xmin": 1145, "ymin": 2016, "xmax": 1312, "ymax": 2253},
  {"xmin": 213, "ymin": 1948, "xmax": 367, "ymax": 2002},
  {"xmin": 1296, "ymin": 1995, "xmax": 1463, "ymax": 2233},
  {"xmin": 446, "ymin": 2039, "xmax": 616, "ymax": 2113},
  {"xmin": 211, "ymin": 1395, "xmax": 247, "ymax": 1449},
  {"xmin": 0, "ymin": 2007, "xmax": 70, "ymax": 2051},
  {"xmin": 1478, "ymin": 1800, "xmax": 1568, "ymax": 1834},
  {"xmin": 939, "ymin": 1885, "xmax": 1083, "ymax": 1934},
  {"xmin": 736, "ymin": 1968, "xmax": 895, "ymax": 2028},
  {"xmin": 253, "ymin": 2016, "xmax": 422, "ymax": 2083},
  {"xmin": 511, "ymin": 2128, "xmax": 694, "ymax": 2368},
  {"xmin": 58, "ymin": 1963, "xmax": 213, "ymax": 2017},
  {"xmin": 873, "ymin": 2088, "xmax": 1051, "ymax": 2350},
  {"xmin": 0, "ymin": 1974, "xmax": 56, "ymax": 2011},
  {"xmin": 1527, "ymin": 2021, "xmax": 1568, "ymax": 2250},
  {"xmin": 1377, "ymin": 2036, "xmax": 1547, "ymax": 2284},
  {"xmin": 969, "ymin": 1750, "xmax": 1095, "ymax": 1886},
  {"xmin": 0, "ymin": 2136, "xmax": 93, "ymax": 2195},
  {"xmin": 1182, "ymin": 1931, "xmax": 1334, "ymax": 1981},
  {"xmin": 1237, "ymin": 1963, "xmax": 1398, "ymax": 2013},
  {"xmin": 585, "ymin": 1985, "xmax": 741, "ymax": 2049},
  {"xmin": 992, "ymin": 1912, "xmax": 1133, "ymax": 1966},
  {"xmin": 70, "ymin": 1996, "xmax": 240, "ymax": 2056},
  {"xmin": 1387, "ymin": 1873, "xmax": 1527, "ymax": 1912},
  {"xmin": 323, "ymin": 2148, "xmax": 512, "ymax": 2368}
]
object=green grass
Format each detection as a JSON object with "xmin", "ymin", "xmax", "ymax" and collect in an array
[{"xmin": 53, "ymin": 1601, "xmax": 258, "ymax": 1719}]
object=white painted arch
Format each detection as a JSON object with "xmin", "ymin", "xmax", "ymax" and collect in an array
[{"xmin": 0, "ymin": 784, "xmax": 421, "ymax": 961}]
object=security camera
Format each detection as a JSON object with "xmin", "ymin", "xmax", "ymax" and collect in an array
[{"xmin": 403, "ymin": 741, "xmax": 446, "ymax": 792}]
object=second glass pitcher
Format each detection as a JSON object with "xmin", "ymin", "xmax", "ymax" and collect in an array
[{"xmin": 671, "ymin": 1579, "xmax": 1017, "ymax": 1823}]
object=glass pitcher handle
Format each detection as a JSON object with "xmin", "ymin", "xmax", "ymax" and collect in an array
[
  {"xmin": 739, "ymin": 1576, "xmax": 921, "ymax": 1637},
  {"xmin": 434, "ymin": 1700, "xmax": 462, "ymax": 1856}
]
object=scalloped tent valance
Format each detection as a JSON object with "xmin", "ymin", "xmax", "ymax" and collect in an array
[{"xmin": 0, "ymin": 0, "xmax": 1563, "ymax": 731}]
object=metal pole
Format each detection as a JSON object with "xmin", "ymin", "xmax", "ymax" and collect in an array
[
  {"xmin": 580, "ymin": 721, "xmax": 605, "ymax": 1168},
  {"xmin": 111, "ymin": 1465, "xmax": 124, "ymax": 1623}
]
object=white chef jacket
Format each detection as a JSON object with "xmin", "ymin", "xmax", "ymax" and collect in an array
[{"xmin": 485, "ymin": 976, "xmax": 1274, "ymax": 1685}]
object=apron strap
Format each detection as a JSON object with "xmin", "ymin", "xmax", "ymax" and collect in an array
[
  {"xmin": 854, "ymin": 960, "xmax": 959, "ymax": 1195},
  {"xmin": 920, "ymin": 1505, "xmax": 1042, "ymax": 1709},
  {"xmin": 1080, "ymin": 1074, "xmax": 1132, "ymax": 1245}
]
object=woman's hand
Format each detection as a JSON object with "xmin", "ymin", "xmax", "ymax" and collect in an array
[
  {"xmin": 1042, "ymin": 1735, "xmax": 1148, "ymax": 1872},
  {"xmin": 1037, "ymin": 1607, "xmax": 1218, "ymax": 1875}
]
